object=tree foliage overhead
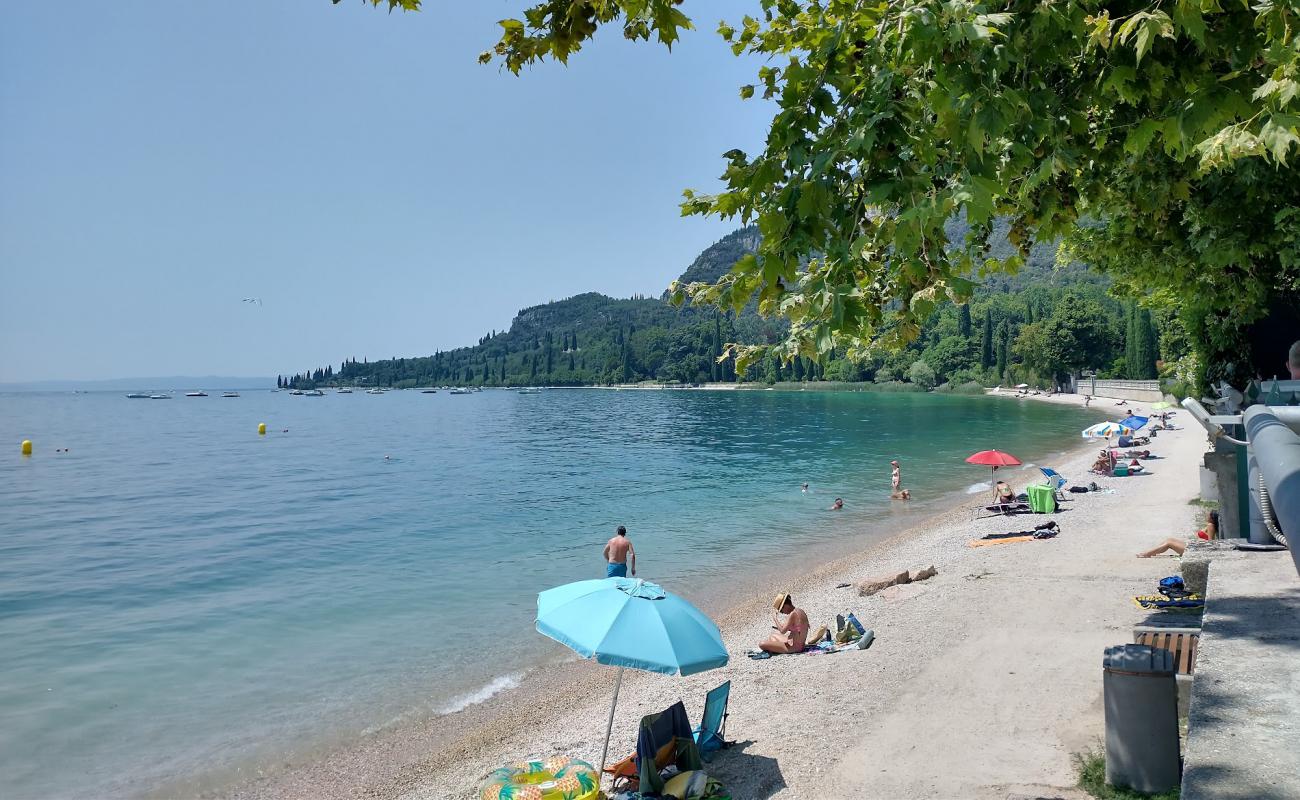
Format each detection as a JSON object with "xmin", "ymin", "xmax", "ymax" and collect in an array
[{"xmin": 360, "ymin": 0, "xmax": 1299, "ymax": 383}]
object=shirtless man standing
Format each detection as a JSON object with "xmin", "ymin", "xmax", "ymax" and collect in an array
[
  {"xmin": 603, "ymin": 525, "xmax": 636, "ymax": 578},
  {"xmin": 890, "ymin": 459, "xmax": 902, "ymax": 493}
]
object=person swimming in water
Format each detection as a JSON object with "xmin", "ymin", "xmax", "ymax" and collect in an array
[
  {"xmin": 759, "ymin": 593, "xmax": 810, "ymax": 654},
  {"xmin": 829, "ymin": 498, "xmax": 844, "ymax": 511},
  {"xmin": 801, "ymin": 482, "xmax": 809, "ymax": 493}
]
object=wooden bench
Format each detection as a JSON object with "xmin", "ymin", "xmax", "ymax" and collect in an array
[
  {"xmin": 1133, "ymin": 626, "xmax": 1200, "ymax": 675},
  {"xmin": 1133, "ymin": 626, "xmax": 1200, "ymax": 716}
]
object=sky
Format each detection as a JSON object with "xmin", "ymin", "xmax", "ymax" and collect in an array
[{"xmin": 0, "ymin": 2, "xmax": 768, "ymax": 382}]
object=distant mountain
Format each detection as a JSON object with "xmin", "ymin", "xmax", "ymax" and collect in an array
[
  {"xmin": 670, "ymin": 226, "xmax": 761, "ymax": 289},
  {"xmin": 283, "ymin": 220, "xmax": 1107, "ymax": 389},
  {"xmin": 0, "ymin": 376, "xmax": 275, "ymax": 392}
]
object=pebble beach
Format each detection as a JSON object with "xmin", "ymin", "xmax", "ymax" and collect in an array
[{"xmin": 216, "ymin": 392, "xmax": 1205, "ymax": 800}]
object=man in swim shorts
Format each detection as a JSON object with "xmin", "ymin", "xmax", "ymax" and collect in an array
[{"xmin": 603, "ymin": 525, "xmax": 636, "ymax": 578}]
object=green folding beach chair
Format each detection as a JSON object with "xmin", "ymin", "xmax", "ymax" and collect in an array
[{"xmin": 693, "ymin": 680, "xmax": 731, "ymax": 757}]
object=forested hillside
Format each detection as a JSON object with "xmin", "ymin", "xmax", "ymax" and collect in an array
[{"xmin": 282, "ymin": 222, "xmax": 1186, "ymax": 392}]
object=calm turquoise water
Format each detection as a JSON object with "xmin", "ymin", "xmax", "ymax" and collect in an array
[{"xmin": 0, "ymin": 388, "xmax": 1097, "ymax": 798}]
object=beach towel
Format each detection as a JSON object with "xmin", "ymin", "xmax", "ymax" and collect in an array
[
  {"xmin": 968, "ymin": 536, "xmax": 1034, "ymax": 547},
  {"xmin": 1133, "ymin": 594, "xmax": 1205, "ymax": 610}
]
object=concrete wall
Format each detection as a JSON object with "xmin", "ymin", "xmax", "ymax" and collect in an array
[{"xmin": 1088, "ymin": 378, "xmax": 1164, "ymax": 403}]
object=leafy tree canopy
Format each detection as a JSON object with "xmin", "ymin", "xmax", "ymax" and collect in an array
[{"xmin": 359, "ymin": 0, "xmax": 1299, "ymax": 384}]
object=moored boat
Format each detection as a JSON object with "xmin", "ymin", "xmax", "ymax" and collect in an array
[
  {"xmin": 126, "ymin": 393, "xmax": 149, "ymax": 399},
  {"xmin": 185, "ymin": 391, "xmax": 207, "ymax": 397}
]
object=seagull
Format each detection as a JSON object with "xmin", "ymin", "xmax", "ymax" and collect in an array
[{"xmin": 242, "ymin": 298, "xmax": 262, "ymax": 306}]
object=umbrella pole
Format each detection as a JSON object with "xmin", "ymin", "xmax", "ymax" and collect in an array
[{"xmin": 598, "ymin": 667, "xmax": 625, "ymax": 786}]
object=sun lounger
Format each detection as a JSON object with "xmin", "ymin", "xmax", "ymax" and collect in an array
[
  {"xmin": 985, "ymin": 502, "xmax": 1031, "ymax": 515},
  {"xmin": 692, "ymin": 681, "xmax": 731, "ymax": 757}
]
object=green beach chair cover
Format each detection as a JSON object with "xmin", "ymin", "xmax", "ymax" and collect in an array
[{"xmin": 1025, "ymin": 484, "xmax": 1056, "ymax": 514}]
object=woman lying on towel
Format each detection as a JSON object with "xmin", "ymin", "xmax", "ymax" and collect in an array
[
  {"xmin": 759, "ymin": 593, "xmax": 810, "ymax": 654},
  {"xmin": 1137, "ymin": 510, "xmax": 1218, "ymax": 557}
]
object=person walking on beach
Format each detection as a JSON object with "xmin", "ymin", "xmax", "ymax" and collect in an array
[{"xmin": 603, "ymin": 525, "xmax": 636, "ymax": 578}]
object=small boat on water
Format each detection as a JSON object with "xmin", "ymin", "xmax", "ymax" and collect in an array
[
  {"xmin": 336, "ymin": 388, "xmax": 353, "ymax": 394},
  {"xmin": 289, "ymin": 389, "xmax": 305, "ymax": 396},
  {"xmin": 366, "ymin": 388, "xmax": 385, "ymax": 395},
  {"xmin": 149, "ymin": 394, "xmax": 171, "ymax": 400},
  {"xmin": 185, "ymin": 391, "xmax": 208, "ymax": 397},
  {"xmin": 126, "ymin": 393, "xmax": 149, "ymax": 399},
  {"xmin": 449, "ymin": 388, "xmax": 472, "ymax": 395},
  {"xmin": 222, "ymin": 391, "xmax": 240, "ymax": 398},
  {"xmin": 517, "ymin": 387, "xmax": 542, "ymax": 395},
  {"xmin": 304, "ymin": 389, "xmax": 325, "ymax": 396},
  {"xmin": 421, "ymin": 389, "xmax": 438, "ymax": 394}
]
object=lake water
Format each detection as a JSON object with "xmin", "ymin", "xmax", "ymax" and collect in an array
[{"xmin": 0, "ymin": 388, "xmax": 1097, "ymax": 798}]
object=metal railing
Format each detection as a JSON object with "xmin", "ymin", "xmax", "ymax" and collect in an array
[{"xmin": 1184, "ymin": 399, "xmax": 1299, "ymax": 577}]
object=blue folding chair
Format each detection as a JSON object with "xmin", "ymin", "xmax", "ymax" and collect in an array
[
  {"xmin": 693, "ymin": 680, "xmax": 731, "ymax": 757},
  {"xmin": 1039, "ymin": 467, "xmax": 1067, "ymax": 501}
]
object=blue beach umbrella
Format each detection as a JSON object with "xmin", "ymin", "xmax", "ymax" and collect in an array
[
  {"xmin": 1119, "ymin": 415, "xmax": 1149, "ymax": 430},
  {"xmin": 536, "ymin": 577, "xmax": 728, "ymax": 782}
]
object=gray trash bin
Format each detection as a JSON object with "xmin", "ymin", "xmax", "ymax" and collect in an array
[{"xmin": 1103, "ymin": 644, "xmax": 1180, "ymax": 793}]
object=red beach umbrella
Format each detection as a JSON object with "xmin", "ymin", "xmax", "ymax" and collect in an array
[{"xmin": 966, "ymin": 449, "xmax": 1022, "ymax": 485}]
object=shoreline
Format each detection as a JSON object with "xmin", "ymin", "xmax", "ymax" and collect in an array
[{"xmin": 206, "ymin": 391, "xmax": 1141, "ymax": 800}]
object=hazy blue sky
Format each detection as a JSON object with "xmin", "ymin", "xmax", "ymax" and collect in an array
[{"xmin": 0, "ymin": 2, "xmax": 767, "ymax": 382}]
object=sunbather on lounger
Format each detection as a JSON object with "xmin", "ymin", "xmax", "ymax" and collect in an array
[{"xmin": 759, "ymin": 593, "xmax": 809, "ymax": 654}]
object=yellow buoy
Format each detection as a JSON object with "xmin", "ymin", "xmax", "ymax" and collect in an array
[
  {"xmin": 258, "ymin": 423, "xmax": 267, "ymax": 435},
  {"xmin": 21, "ymin": 440, "xmax": 32, "ymax": 456}
]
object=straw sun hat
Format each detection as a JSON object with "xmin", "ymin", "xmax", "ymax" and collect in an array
[{"xmin": 772, "ymin": 592, "xmax": 791, "ymax": 613}]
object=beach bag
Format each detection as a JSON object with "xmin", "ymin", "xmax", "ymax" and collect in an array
[{"xmin": 1158, "ymin": 576, "xmax": 1190, "ymax": 598}]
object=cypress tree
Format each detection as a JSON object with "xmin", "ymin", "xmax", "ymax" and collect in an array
[
  {"xmin": 1134, "ymin": 309, "xmax": 1159, "ymax": 379},
  {"xmin": 995, "ymin": 322, "xmax": 1009, "ymax": 377},
  {"xmin": 958, "ymin": 304, "xmax": 972, "ymax": 338},
  {"xmin": 1124, "ymin": 304, "xmax": 1139, "ymax": 377},
  {"xmin": 980, "ymin": 309, "xmax": 994, "ymax": 369}
]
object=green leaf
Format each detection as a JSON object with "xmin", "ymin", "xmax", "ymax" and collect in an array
[
  {"xmin": 1124, "ymin": 119, "xmax": 1163, "ymax": 156},
  {"xmin": 1259, "ymin": 114, "xmax": 1300, "ymax": 166}
]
